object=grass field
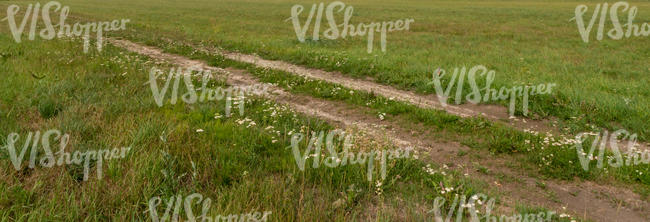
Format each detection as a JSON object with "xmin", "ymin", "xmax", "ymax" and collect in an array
[
  {"xmin": 55, "ymin": 0, "xmax": 650, "ymax": 140},
  {"xmin": 0, "ymin": 0, "xmax": 649, "ymax": 221}
]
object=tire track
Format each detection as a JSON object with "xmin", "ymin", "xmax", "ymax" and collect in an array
[
  {"xmin": 186, "ymin": 41, "xmax": 555, "ymax": 133},
  {"xmin": 109, "ymin": 38, "xmax": 649, "ymax": 222},
  {"xmin": 183, "ymin": 39, "xmax": 650, "ymax": 152}
]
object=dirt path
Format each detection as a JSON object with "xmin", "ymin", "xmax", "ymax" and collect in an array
[
  {"xmin": 168, "ymin": 38, "xmax": 650, "ymax": 153},
  {"xmin": 108, "ymin": 38, "xmax": 649, "ymax": 222},
  {"xmin": 185, "ymin": 41, "xmax": 553, "ymax": 132}
]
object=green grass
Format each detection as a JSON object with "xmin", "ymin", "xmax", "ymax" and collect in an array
[
  {"xmin": 12, "ymin": 0, "xmax": 647, "ymax": 141},
  {"xmin": 0, "ymin": 30, "xmax": 576, "ymax": 221},
  {"xmin": 0, "ymin": 0, "xmax": 644, "ymax": 220}
]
